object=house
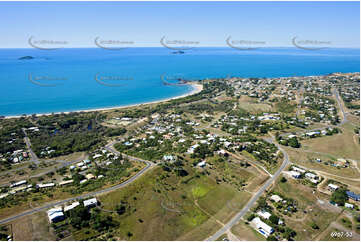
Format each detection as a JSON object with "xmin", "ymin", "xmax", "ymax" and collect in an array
[
  {"xmin": 84, "ymin": 198, "xmax": 98, "ymax": 208},
  {"xmin": 85, "ymin": 174, "xmax": 95, "ymax": 180},
  {"xmin": 251, "ymin": 217, "xmax": 274, "ymax": 238},
  {"xmin": 93, "ymin": 154, "xmax": 102, "ymax": 159},
  {"xmin": 47, "ymin": 207, "xmax": 65, "ymax": 223},
  {"xmin": 346, "ymin": 191, "xmax": 360, "ymax": 201},
  {"xmin": 37, "ymin": 183, "xmax": 55, "ymax": 189},
  {"xmin": 197, "ymin": 161, "xmax": 207, "ymax": 168},
  {"xmin": 345, "ymin": 203, "xmax": 354, "ymax": 209},
  {"xmin": 290, "ymin": 171, "xmax": 301, "ymax": 179},
  {"xmin": 217, "ymin": 149, "xmax": 228, "ymax": 156},
  {"xmin": 257, "ymin": 211, "xmax": 271, "ymax": 220},
  {"xmin": 64, "ymin": 201, "xmax": 80, "ymax": 212},
  {"xmin": 163, "ymin": 155, "xmax": 177, "ymax": 162},
  {"xmin": 59, "ymin": 180, "xmax": 73, "ymax": 186},
  {"xmin": 292, "ymin": 166, "xmax": 306, "ymax": 174},
  {"xmin": 328, "ymin": 184, "xmax": 339, "ymax": 191},
  {"xmin": 305, "ymin": 172, "xmax": 316, "ymax": 179},
  {"xmin": 270, "ymin": 194, "xmax": 283, "ymax": 203},
  {"xmin": 10, "ymin": 180, "xmax": 27, "ymax": 188}
]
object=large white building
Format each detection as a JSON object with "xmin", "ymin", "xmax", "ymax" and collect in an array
[
  {"xmin": 251, "ymin": 217, "xmax": 274, "ymax": 238},
  {"xmin": 47, "ymin": 207, "xmax": 65, "ymax": 223},
  {"xmin": 84, "ymin": 198, "xmax": 98, "ymax": 208}
]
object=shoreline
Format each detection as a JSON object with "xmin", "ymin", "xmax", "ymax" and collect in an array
[{"xmin": 3, "ymin": 83, "xmax": 203, "ymax": 119}]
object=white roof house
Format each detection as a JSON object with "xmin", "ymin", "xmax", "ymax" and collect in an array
[
  {"xmin": 292, "ymin": 166, "xmax": 306, "ymax": 174},
  {"xmin": 37, "ymin": 183, "xmax": 55, "ymax": 189},
  {"xmin": 270, "ymin": 194, "xmax": 283, "ymax": 203},
  {"xmin": 47, "ymin": 207, "xmax": 64, "ymax": 223},
  {"xmin": 93, "ymin": 154, "xmax": 102, "ymax": 159},
  {"xmin": 328, "ymin": 184, "xmax": 339, "ymax": 190},
  {"xmin": 305, "ymin": 173, "xmax": 317, "ymax": 179},
  {"xmin": 10, "ymin": 180, "xmax": 27, "ymax": 188},
  {"xmin": 197, "ymin": 161, "xmax": 207, "ymax": 168},
  {"xmin": 257, "ymin": 211, "xmax": 271, "ymax": 220},
  {"xmin": 83, "ymin": 198, "xmax": 98, "ymax": 208},
  {"xmin": 59, "ymin": 180, "xmax": 73, "ymax": 186},
  {"xmin": 345, "ymin": 203, "xmax": 354, "ymax": 209},
  {"xmin": 251, "ymin": 217, "xmax": 274, "ymax": 238},
  {"xmin": 290, "ymin": 171, "xmax": 301, "ymax": 178},
  {"xmin": 64, "ymin": 201, "xmax": 80, "ymax": 212}
]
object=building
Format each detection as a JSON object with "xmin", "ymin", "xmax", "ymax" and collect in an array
[
  {"xmin": 345, "ymin": 203, "xmax": 354, "ymax": 209},
  {"xmin": 59, "ymin": 180, "xmax": 73, "ymax": 186},
  {"xmin": 83, "ymin": 198, "xmax": 98, "ymax": 208},
  {"xmin": 328, "ymin": 184, "xmax": 339, "ymax": 191},
  {"xmin": 64, "ymin": 201, "xmax": 80, "ymax": 212},
  {"xmin": 85, "ymin": 174, "xmax": 95, "ymax": 180},
  {"xmin": 290, "ymin": 171, "xmax": 301, "ymax": 179},
  {"xmin": 47, "ymin": 207, "xmax": 65, "ymax": 223},
  {"xmin": 10, "ymin": 180, "xmax": 27, "ymax": 188},
  {"xmin": 251, "ymin": 217, "xmax": 274, "ymax": 238},
  {"xmin": 257, "ymin": 211, "xmax": 271, "ymax": 220},
  {"xmin": 197, "ymin": 161, "xmax": 206, "ymax": 168},
  {"xmin": 37, "ymin": 183, "xmax": 55, "ymax": 189},
  {"xmin": 270, "ymin": 194, "xmax": 283, "ymax": 203},
  {"xmin": 346, "ymin": 191, "xmax": 360, "ymax": 201},
  {"xmin": 292, "ymin": 166, "xmax": 306, "ymax": 174}
]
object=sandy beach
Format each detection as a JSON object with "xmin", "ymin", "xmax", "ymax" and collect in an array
[{"xmin": 4, "ymin": 83, "xmax": 203, "ymax": 119}]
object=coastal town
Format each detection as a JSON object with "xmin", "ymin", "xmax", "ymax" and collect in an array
[{"xmin": 0, "ymin": 72, "xmax": 359, "ymax": 241}]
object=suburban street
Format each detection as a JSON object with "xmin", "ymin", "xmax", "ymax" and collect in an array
[
  {"xmin": 22, "ymin": 128, "xmax": 40, "ymax": 165},
  {"xmin": 333, "ymin": 88, "xmax": 348, "ymax": 125},
  {"xmin": 0, "ymin": 142, "xmax": 155, "ymax": 225},
  {"xmin": 205, "ymin": 137, "xmax": 290, "ymax": 241}
]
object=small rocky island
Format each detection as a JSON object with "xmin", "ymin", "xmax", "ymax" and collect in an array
[{"xmin": 18, "ymin": 56, "xmax": 35, "ymax": 60}]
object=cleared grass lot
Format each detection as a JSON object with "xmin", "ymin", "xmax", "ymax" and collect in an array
[
  {"xmin": 94, "ymin": 165, "xmax": 255, "ymax": 241},
  {"xmin": 300, "ymin": 126, "xmax": 359, "ymax": 161}
]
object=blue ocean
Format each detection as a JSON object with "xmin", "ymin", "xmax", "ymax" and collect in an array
[{"xmin": 0, "ymin": 47, "xmax": 359, "ymax": 116}]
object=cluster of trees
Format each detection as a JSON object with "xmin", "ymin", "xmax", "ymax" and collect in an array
[
  {"xmin": 277, "ymin": 136, "xmax": 301, "ymax": 148},
  {"xmin": 28, "ymin": 113, "xmax": 127, "ymax": 158},
  {"xmin": 330, "ymin": 188, "xmax": 348, "ymax": 206}
]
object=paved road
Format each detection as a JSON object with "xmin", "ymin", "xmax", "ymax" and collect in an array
[
  {"xmin": 0, "ymin": 142, "xmax": 154, "ymax": 225},
  {"xmin": 22, "ymin": 128, "xmax": 40, "ymax": 165},
  {"xmin": 296, "ymin": 83, "xmax": 305, "ymax": 118},
  {"xmin": 205, "ymin": 137, "xmax": 290, "ymax": 241},
  {"xmin": 333, "ymin": 88, "xmax": 348, "ymax": 125}
]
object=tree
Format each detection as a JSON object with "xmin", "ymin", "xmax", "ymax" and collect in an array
[
  {"xmin": 280, "ymin": 177, "xmax": 287, "ymax": 183},
  {"xmin": 311, "ymin": 222, "xmax": 319, "ymax": 229},
  {"xmin": 68, "ymin": 206, "xmax": 91, "ymax": 229},
  {"xmin": 116, "ymin": 202, "xmax": 127, "ymax": 215},
  {"xmin": 330, "ymin": 188, "xmax": 348, "ymax": 206},
  {"xmin": 283, "ymin": 227, "xmax": 296, "ymax": 240},
  {"xmin": 269, "ymin": 215, "xmax": 279, "ymax": 225},
  {"xmin": 267, "ymin": 235, "xmax": 278, "ymax": 241},
  {"xmin": 288, "ymin": 137, "xmax": 300, "ymax": 148}
]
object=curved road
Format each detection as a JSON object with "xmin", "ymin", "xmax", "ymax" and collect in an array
[
  {"xmin": 0, "ymin": 142, "xmax": 154, "ymax": 225},
  {"xmin": 205, "ymin": 137, "xmax": 290, "ymax": 241}
]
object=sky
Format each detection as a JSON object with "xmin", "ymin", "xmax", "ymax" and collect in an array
[{"xmin": 0, "ymin": 1, "xmax": 359, "ymax": 48}]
